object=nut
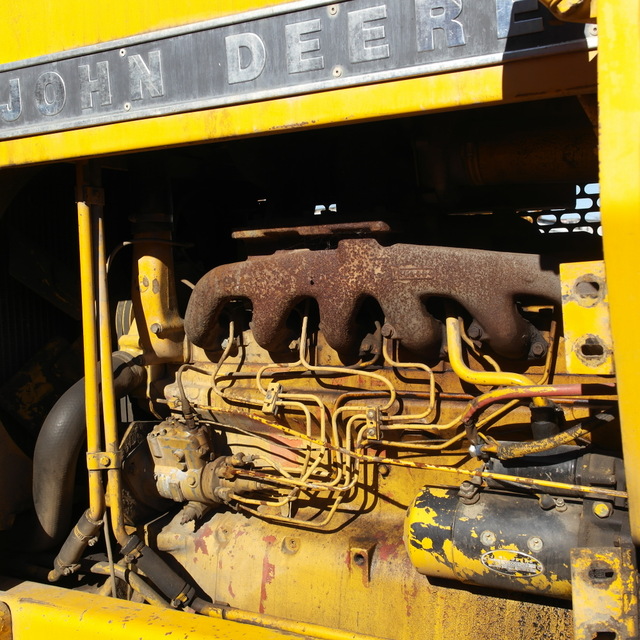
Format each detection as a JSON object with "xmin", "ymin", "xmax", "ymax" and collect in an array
[
  {"xmin": 381, "ymin": 323, "xmax": 395, "ymax": 338},
  {"xmin": 593, "ymin": 502, "xmax": 613, "ymax": 519},
  {"xmin": 554, "ymin": 498, "xmax": 567, "ymax": 512},
  {"xmin": 530, "ymin": 342, "xmax": 546, "ymax": 358},
  {"xmin": 528, "ymin": 536, "xmax": 543, "ymax": 552},
  {"xmin": 467, "ymin": 324, "xmax": 482, "ymax": 340}
]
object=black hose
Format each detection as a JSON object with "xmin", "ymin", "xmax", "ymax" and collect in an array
[
  {"xmin": 488, "ymin": 410, "xmax": 616, "ymax": 461},
  {"xmin": 29, "ymin": 351, "xmax": 145, "ymax": 551}
]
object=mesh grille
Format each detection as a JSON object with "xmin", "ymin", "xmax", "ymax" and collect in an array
[{"xmin": 523, "ymin": 183, "xmax": 602, "ymax": 236}]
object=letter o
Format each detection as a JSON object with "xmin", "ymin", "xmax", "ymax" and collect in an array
[{"xmin": 35, "ymin": 71, "xmax": 66, "ymax": 116}]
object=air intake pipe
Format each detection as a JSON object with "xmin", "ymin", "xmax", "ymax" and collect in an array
[{"xmin": 29, "ymin": 351, "xmax": 145, "ymax": 551}]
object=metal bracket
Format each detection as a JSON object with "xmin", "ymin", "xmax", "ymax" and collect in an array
[
  {"xmin": 364, "ymin": 407, "xmax": 381, "ymax": 440},
  {"xmin": 348, "ymin": 539, "xmax": 377, "ymax": 586},
  {"xmin": 571, "ymin": 546, "xmax": 639, "ymax": 640},
  {"xmin": 262, "ymin": 382, "xmax": 282, "ymax": 415},
  {"xmin": 560, "ymin": 260, "xmax": 614, "ymax": 375},
  {"xmin": 86, "ymin": 451, "xmax": 122, "ymax": 470}
]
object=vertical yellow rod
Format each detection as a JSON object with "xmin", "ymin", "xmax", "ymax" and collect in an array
[
  {"xmin": 76, "ymin": 163, "xmax": 105, "ymax": 522},
  {"xmin": 95, "ymin": 189, "xmax": 128, "ymax": 543},
  {"xmin": 598, "ymin": 0, "xmax": 640, "ymax": 544}
]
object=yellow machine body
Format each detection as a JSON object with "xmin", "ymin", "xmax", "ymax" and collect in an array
[{"xmin": 0, "ymin": 1, "xmax": 638, "ymax": 639}]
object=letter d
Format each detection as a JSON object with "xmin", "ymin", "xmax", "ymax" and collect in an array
[{"xmin": 225, "ymin": 33, "xmax": 266, "ymax": 84}]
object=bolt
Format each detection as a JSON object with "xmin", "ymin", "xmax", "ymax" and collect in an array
[
  {"xmin": 100, "ymin": 455, "xmax": 111, "ymax": 467},
  {"xmin": 588, "ymin": 24, "xmax": 598, "ymax": 37},
  {"xmin": 381, "ymin": 324, "xmax": 395, "ymax": 339},
  {"xmin": 187, "ymin": 475, "xmax": 198, "ymax": 487},
  {"xmin": 530, "ymin": 342, "xmax": 546, "ymax": 358},
  {"xmin": 528, "ymin": 536, "xmax": 544, "ymax": 552},
  {"xmin": 366, "ymin": 428, "xmax": 377, "ymax": 439},
  {"xmin": 379, "ymin": 464, "xmax": 391, "ymax": 478},
  {"xmin": 467, "ymin": 324, "xmax": 482, "ymax": 340},
  {"xmin": 332, "ymin": 66, "xmax": 342, "ymax": 77},
  {"xmin": 150, "ymin": 323, "xmax": 162, "ymax": 335},
  {"xmin": 593, "ymin": 502, "xmax": 613, "ymax": 518},
  {"xmin": 554, "ymin": 498, "xmax": 567, "ymax": 512},
  {"xmin": 328, "ymin": 4, "xmax": 338, "ymax": 15},
  {"xmin": 480, "ymin": 530, "xmax": 496, "ymax": 546}
]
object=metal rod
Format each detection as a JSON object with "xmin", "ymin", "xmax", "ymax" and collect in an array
[
  {"xmin": 95, "ymin": 189, "xmax": 128, "ymax": 545},
  {"xmin": 76, "ymin": 163, "xmax": 105, "ymax": 523}
]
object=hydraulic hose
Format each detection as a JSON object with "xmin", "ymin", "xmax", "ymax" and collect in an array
[
  {"xmin": 480, "ymin": 410, "xmax": 616, "ymax": 460},
  {"xmin": 30, "ymin": 351, "xmax": 145, "ymax": 551}
]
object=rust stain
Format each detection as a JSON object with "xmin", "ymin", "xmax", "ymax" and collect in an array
[
  {"xmin": 194, "ymin": 536, "xmax": 208, "ymax": 554},
  {"xmin": 185, "ymin": 238, "xmax": 560, "ymax": 359},
  {"xmin": 259, "ymin": 555, "xmax": 276, "ymax": 614},
  {"xmin": 378, "ymin": 543, "xmax": 399, "ymax": 562}
]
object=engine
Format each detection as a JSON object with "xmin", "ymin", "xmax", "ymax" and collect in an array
[
  {"xmin": 113, "ymin": 215, "xmax": 623, "ymax": 636},
  {"xmin": 0, "ymin": 98, "xmax": 625, "ymax": 640}
]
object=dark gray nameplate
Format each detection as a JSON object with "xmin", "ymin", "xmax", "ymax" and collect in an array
[{"xmin": 0, "ymin": 0, "xmax": 594, "ymax": 140}]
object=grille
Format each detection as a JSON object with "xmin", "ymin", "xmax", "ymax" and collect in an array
[{"xmin": 523, "ymin": 183, "xmax": 602, "ymax": 236}]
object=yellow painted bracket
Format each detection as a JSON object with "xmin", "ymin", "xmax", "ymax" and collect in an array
[
  {"xmin": 86, "ymin": 451, "xmax": 122, "ymax": 470},
  {"xmin": 560, "ymin": 260, "xmax": 614, "ymax": 375},
  {"xmin": 571, "ymin": 547, "xmax": 639, "ymax": 640}
]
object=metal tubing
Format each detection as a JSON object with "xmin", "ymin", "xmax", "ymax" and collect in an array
[
  {"xmin": 460, "ymin": 383, "xmax": 616, "ymax": 424},
  {"xmin": 446, "ymin": 317, "xmax": 548, "ymax": 407},
  {"xmin": 76, "ymin": 163, "xmax": 105, "ymax": 524},
  {"xmin": 95, "ymin": 200, "xmax": 128, "ymax": 544},
  {"xmin": 194, "ymin": 599, "xmax": 386, "ymax": 640}
]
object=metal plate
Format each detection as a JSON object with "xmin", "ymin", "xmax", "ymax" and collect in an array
[{"xmin": 0, "ymin": 0, "xmax": 594, "ymax": 140}]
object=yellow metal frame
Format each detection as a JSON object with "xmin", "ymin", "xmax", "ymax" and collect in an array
[
  {"xmin": 0, "ymin": 50, "xmax": 595, "ymax": 168},
  {"xmin": 2, "ymin": 0, "xmax": 639, "ymax": 637},
  {"xmin": 598, "ymin": 0, "xmax": 640, "ymax": 545},
  {"xmin": 0, "ymin": 581, "xmax": 308, "ymax": 640}
]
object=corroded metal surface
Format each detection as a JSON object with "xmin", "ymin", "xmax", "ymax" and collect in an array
[{"xmin": 185, "ymin": 238, "xmax": 560, "ymax": 358}]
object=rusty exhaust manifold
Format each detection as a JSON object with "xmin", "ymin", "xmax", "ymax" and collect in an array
[{"xmin": 185, "ymin": 238, "xmax": 560, "ymax": 359}]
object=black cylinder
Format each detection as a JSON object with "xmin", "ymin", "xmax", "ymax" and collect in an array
[{"xmin": 404, "ymin": 487, "xmax": 581, "ymax": 599}]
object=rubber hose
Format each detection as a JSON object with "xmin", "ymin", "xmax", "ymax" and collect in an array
[
  {"xmin": 30, "ymin": 351, "xmax": 145, "ymax": 551},
  {"xmin": 491, "ymin": 411, "xmax": 616, "ymax": 460}
]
